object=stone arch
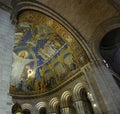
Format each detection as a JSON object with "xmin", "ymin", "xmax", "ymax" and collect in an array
[
  {"xmin": 73, "ymin": 83, "xmax": 95, "ymax": 114},
  {"xmin": 12, "ymin": 103, "xmax": 23, "ymax": 114},
  {"xmin": 49, "ymin": 97, "xmax": 60, "ymax": 113},
  {"xmin": 86, "ymin": 16, "xmax": 120, "ymax": 114},
  {"xmin": 60, "ymin": 90, "xmax": 76, "ymax": 114},
  {"xmin": 73, "ymin": 82, "xmax": 89, "ymax": 101},
  {"xmin": 35, "ymin": 102, "xmax": 47, "ymax": 114},
  {"xmin": 35, "ymin": 102, "xmax": 47, "ymax": 111},
  {"xmin": 10, "ymin": 0, "xmax": 98, "ymax": 99},
  {"xmin": 60, "ymin": 91, "xmax": 71, "ymax": 107},
  {"xmin": 90, "ymin": 16, "xmax": 120, "ymax": 59},
  {"xmin": 21, "ymin": 103, "xmax": 32, "ymax": 113},
  {"xmin": 99, "ymin": 28, "xmax": 120, "ymax": 83},
  {"xmin": 90, "ymin": 16, "xmax": 120, "ymax": 88}
]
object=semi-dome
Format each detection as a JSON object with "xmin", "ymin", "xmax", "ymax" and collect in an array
[{"xmin": 10, "ymin": 10, "xmax": 89, "ymax": 97}]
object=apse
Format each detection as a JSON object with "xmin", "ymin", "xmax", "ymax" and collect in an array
[{"xmin": 10, "ymin": 10, "xmax": 89, "ymax": 96}]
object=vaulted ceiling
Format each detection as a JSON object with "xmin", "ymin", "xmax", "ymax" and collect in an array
[
  {"xmin": 1, "ymin": 0, "xmax": 119, "ymax": 97},
  {"xmin": 1, "ymin": 0, "xmax": 118, "ymax": 42}
]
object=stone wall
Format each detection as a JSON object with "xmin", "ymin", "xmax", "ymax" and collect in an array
[{"xmin": 0, "ymin": 9, "xmax": 15, "ymax": 114}]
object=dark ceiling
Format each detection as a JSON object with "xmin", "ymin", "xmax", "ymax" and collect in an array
[{"xmin": 100, "ymin": 28, "xmax": 120, "ymax": 47}]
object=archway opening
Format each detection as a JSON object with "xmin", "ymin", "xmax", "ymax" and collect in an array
[
  {"xmin": 57, "ymin": 105, "xmax": 61, "ymax": 114},
  {"xmin": 69, "ymin": 97, "xmax": 76, "ymax": 114},
  {"xmin": 99, "ymin": 28, "xmax": 120, "ymax": 87},
  {"xmin": 23, "ymin": 109, "xmax": 30, "ymax": 114},
  {"xmin": 61, "ymin": 91, "xmax": 76, "ymax": 114},
  {"xmin": 12, "ymin": 103, "xmax": 23, "ymax": 114},
  {"xmin": 39, "ymin": 107, "xmax": 46, "ymax": 114},
  {"xmin": 80, "ymin": 88, "xmax": 94, "ymax": 114}
]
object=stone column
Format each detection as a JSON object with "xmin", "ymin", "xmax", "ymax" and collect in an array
[
  {"xmin": 48, "ymin": 108, "xmax": 58, "ymax": 114},
  {"xmin": 61, "ymin": 107, "xmax": 71, "ymax": 114},
  {"xmin": 31, "ymin": 109, "xmax": 35, "ymax": 114},
  {"xmin": 34, "ymin": 109, "xmax": 39, "ymax": 114},
  {"xmin": 81, "ymin": 61, "xmax": 120, "ymax": 114},
  {"xmin": 0, "ymin": 8, "xmax": 15, "ymax": 114},
  {"xmin": 73, "ymin": 101, "xmax": 85, "ymax": 114}
]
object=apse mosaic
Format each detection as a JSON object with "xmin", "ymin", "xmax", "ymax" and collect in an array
[{"xmin": 10, "ymin": 10, "xmax": 89, "ymax": 95}]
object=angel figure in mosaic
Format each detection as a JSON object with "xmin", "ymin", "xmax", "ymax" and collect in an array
[{"xmin": 11, "ymin": 51, "xmax": 35, "ymax": 87}]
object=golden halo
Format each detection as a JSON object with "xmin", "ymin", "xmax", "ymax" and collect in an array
[{"xmin": 18, "ymin": 50, "xmax": 29, "ymax": 58}]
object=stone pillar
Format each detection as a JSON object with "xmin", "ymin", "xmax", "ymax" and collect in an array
[
  {"xmin": 31, "ymin": 109, "xmax": 35, "ymax": 114},
  {"xmin": 0, "ymin": 8, "xmax": 15, "ymax": 114},
  {"xmin": 73, "ymin": 101, "xmax": 85, "ymax": 114},
  {"xmin": 61, "ymin": 107, "xmax": 72, "ymax": 114},
  {"xmin": 34, "ymin": 109, "xmax": 39, "ymax": 114},
  {"xmin": 49, "ymin": 108, "xmax": 57, "ymax": 114},
  {"xmin": 81, "ymin": 61, "xmax": 120, "ymax": 114}
]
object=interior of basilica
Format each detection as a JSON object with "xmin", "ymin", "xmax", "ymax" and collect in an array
[{"xmin": 0, "ymin": 0, "xmax": 120, "ymax": 114}]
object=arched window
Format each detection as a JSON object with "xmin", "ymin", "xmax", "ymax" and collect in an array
[
  {"xmin": 23, "ymin": 109, "xmax": 30, "ymax": 114},
  {"xmin": 39, "ymin": 107, "xmax": 46, "ymax": 114}
]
